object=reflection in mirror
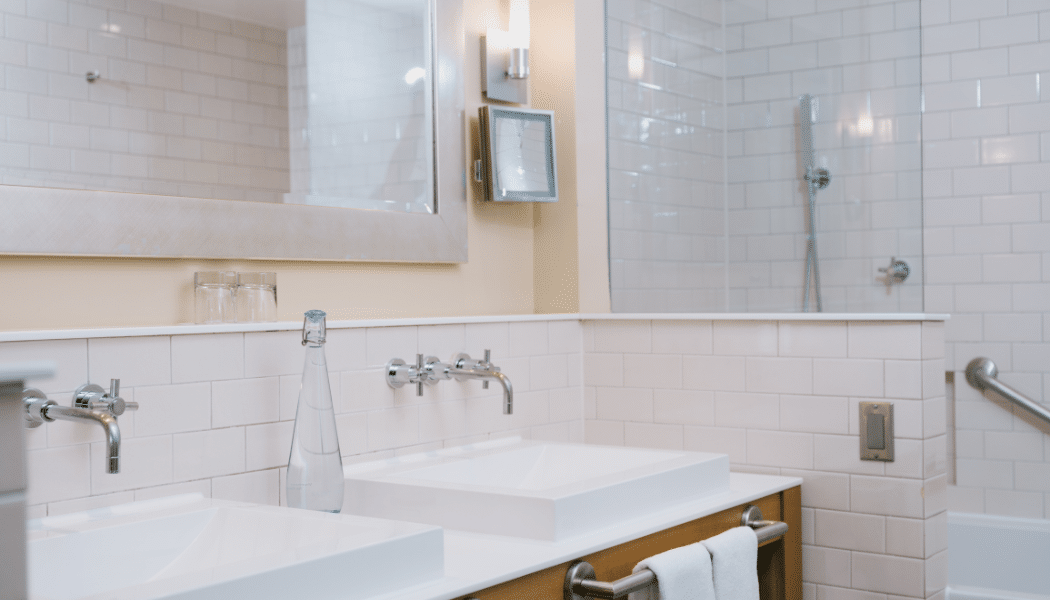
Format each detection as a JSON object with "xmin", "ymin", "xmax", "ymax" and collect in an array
[
  {"xmin": 0, "ymin": 0, "xmax": 435, "ymax": 214},
  {"xmin": 287, "ymin": 0, "xmax": 434, "ymax": 213},
  {"xmin": 479, "ymin": 106, "xmax": 556, "ymax": 203}
]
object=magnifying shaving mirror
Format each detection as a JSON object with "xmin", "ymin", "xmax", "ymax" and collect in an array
[{"xmin": 477, "ymin": 105, "xmax": 557, "ymax": 203}]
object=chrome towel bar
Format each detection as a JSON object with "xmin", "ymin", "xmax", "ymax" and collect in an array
[{"xmin": 563, "ymin": 506, "xmax": 788, "ymax": 600}]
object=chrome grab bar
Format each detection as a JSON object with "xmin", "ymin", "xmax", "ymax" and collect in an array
[
  {"xmin": 966, "ymin": 357, "xmax": 1050, "ymax": 429},
  {"xmin": 563, "ymin": 506, "xmax": 789, "ymax": 600}
]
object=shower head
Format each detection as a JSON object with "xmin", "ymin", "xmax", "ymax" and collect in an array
[{"xmin": 799, "ymin": 94, "xmax": 816, "ymax": 170}]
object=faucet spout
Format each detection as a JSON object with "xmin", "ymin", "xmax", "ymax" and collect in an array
[
  {"xmin": 489, "ymin": 371, "xmax": 513, "ymax": 415},
  {"xmin": 449, "ymin": 366, "xmax": 514, "ymax": 414},
  {"xmin": 44, "ymin": 404, "xmax": 121, "ymax": 473}
]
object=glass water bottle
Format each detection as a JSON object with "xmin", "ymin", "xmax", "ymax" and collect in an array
[{"xmin": 287, "ymin": 310, "xmax": 344, "ymax": 512}]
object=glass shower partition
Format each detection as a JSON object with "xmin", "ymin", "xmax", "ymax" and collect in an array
[{"xmin": 607, "ymin": 0, "xmax": 923, "ymax": 313}]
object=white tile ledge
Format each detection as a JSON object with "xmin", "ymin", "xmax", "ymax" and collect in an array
[
  {"xmin": 581, "ymin": 313, "xmax": 949, "ymax": 322},
  {"xmin": 0, "ymin": 312, "xmax": 949, "ymax": 343}
]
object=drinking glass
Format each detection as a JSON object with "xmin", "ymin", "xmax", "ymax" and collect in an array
[
  {"xmin": 194, "ymin": 272, "xmax": 236, "ymax": 324},
  {"xmin": 236, "ymin": 272, "xmax": 277, "ymax": 322}
]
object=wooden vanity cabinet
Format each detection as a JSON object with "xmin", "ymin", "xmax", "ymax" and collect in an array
[{"xmin": 461, "ymin": 486, "xmax": 801, "ymax": 600}]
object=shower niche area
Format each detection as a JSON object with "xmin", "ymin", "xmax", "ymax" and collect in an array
[{"xmin": 607, "ymin": 0, "xmax": 923, "ymax": 313}]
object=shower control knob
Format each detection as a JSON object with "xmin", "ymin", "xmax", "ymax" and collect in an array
[
  {"xmin": 805, "ymin": 167, "xmax": 831, "ymax": 189},
  {"xmin": 878, "ymin": 257, "xmax": 910, "ymax": 284}
]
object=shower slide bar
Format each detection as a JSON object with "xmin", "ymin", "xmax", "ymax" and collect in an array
[
  {"xmin": 799, "ymin": 94, "xmax": 830, "ymax": 313},
  {"xmin": 966, "ymin": 357, "xmax": 1050, "ymax": 429},
  {"xmin": 563, "ymin": 506, "xmax": 789, "ymax": 600}
]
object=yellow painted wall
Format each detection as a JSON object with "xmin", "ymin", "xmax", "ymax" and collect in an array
[{"xmin": 0, "ymin": 0, "xmax": 610, "ymax": 331}]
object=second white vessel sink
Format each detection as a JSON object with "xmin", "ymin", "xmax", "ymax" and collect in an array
[
  {"xmin": 342, "ymin": 439, "xmax": 730, "ymax": 540},
  {"xmin": 27, "ymin": 494, "xmax": 443, "ymax": 600}
]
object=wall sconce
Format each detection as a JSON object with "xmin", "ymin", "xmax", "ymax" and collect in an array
[{"xmin": 482, "ymin": 0, "xmax": 529, "ymax": 104}]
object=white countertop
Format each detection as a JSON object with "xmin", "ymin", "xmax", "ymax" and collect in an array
[
  {"xmin": 361, "ymin": 472, "xmax": 802, "ymax": 600},
  {"xmin": 0, "ymin": 313, "xmax": 949, "ymax": 342}
]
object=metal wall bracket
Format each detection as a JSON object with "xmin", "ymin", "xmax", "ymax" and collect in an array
[{"xmin": 481, "ymin": 34, "xmax": 528, "ymax": 104}]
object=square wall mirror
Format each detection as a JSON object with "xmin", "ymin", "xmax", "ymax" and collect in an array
[
  {"xmin": 0, "ymin": 0, "xmax": 466, "ymax": 263},
  {"xmin": 478, "ymin": 105, "xmax": 557, "ymax": 203}
]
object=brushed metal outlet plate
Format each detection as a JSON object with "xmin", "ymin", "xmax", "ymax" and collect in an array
[{"xmin": 860, "ymin": 401, "xmax": 894, "ymax": 461}]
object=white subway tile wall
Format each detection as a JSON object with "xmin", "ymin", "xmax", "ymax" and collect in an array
[
  {"xmin": 921, "ymin": 0, "xmax": 1050, "ymax": 519},
  {"xmin": 608, "ymin": 0, "xmax": 925, "ymax": 313},
  {"xmin": 584, "ymin": 319, "xmax": 947, "ymax": 600},
  {"xmin": 19, "ymin": 320, "xmax": 584, "ymax": 515},
  {"xmin": 0, "ymin": 0, "xmax": 289, "ymax": 202},
  {"xmin": 725, "ymin": 0, "xmax": 924, "ymax": 313},
  {"xmin": 606, "ymin": 0, "xmax": 728, "ymax": 312}
]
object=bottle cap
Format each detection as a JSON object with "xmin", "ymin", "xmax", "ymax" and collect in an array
[{"xmin": 302, "ymin": 310, "xmax": 326, "ymax": 345}]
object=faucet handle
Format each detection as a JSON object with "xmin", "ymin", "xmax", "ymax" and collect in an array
[
  {"xmin": 415, "ymin": 354, "xmax": 424, "ymax": 397},
  {"xmin": 422, "ymin": 356, "xmax": 451, "ymax": 384},
  {"xmin": 107, "ymin": 378, "xmax": 138, "ymax": 415},
  {"xmin": 386, "ymin": 357, "xmax": 423, "ymax": 394},
  {"xmin": 74, "ymin": 379, "xmax": 138, "ymax": 417},
  {"xmin": 481, "ymin": 350, "xmax": 497, "ymax": 389}
]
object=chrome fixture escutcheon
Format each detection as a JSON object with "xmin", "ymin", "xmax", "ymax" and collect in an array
[
  {"xmin": 804, "ymin": 166, "xmax": 831, "ymax": 189},
  {"xmin": 878, "ymin": 257, "xmax": 910, "ymax": 284}
]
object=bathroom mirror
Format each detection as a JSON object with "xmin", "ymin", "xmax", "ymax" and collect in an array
[
  {"xmin": 478, "ymin": 106, "xmax": 557, "ymax": 203},
  {"xmin": 0, "ymin": 0, "xmax": 466, "ymax": 262}
]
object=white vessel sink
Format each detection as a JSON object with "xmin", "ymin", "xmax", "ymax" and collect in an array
[
  {"xmin": 342, "ymin": 439, "xmax": 730, "ymax": 541},
  {"xmin": 27, "ymin": 494, "xmax": 443, "ymax": 600}
]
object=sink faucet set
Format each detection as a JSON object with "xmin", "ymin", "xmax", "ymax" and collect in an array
[
  {"xmin": 23, "ymin": 379, "xmax": 137, "ymax": 474},
  {"xmin": 17, "ymin": 347, "xmax": 511, "ymax": 478},
  {"xmin": 387, "ymin": 350, "xmax": 514, "ymax": 414}
]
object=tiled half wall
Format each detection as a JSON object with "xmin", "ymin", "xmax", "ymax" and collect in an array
[
  {"xmin": 2, "ymin": 316, "xmax": 948, "ymax": 600},
  {"xmin": 583, "ymin": 319, "xmax": 947, "ymax": 600},
  {"xmin": 3, "ymin": 320, "xmax": 585, "ymax": 515}
]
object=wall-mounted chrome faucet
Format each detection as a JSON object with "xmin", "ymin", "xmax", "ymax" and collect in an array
[
  {"xmin": 23, "ymin": 379, "xmax": 138, "ymax": 474},
  {"xmin": 385, "ymin": 350, "xmax": 513, "ymax": 414},
  {"xmin": 449, "ymin": 351, "xmax": 513, "ymax": 415}
]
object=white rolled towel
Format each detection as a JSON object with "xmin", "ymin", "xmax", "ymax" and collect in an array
[
  {"xmin": 701, "ymin": 526, "xmax": 760, "ymax": 600},
  {"xmin": 628, "ymin": 542, "xmax": 716, "ymax": 600}
]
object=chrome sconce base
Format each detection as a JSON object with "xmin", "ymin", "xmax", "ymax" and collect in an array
[
  {"xmin": 508, "ymin": 47, "xmax": 529, "ymax": 79},
  {"xmin": 481, "ymin": 34, "xmax": 528, "ymax": 104}
]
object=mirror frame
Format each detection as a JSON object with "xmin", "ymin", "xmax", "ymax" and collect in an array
[
  {"xmin": 479, "ymin": 105, "xmax": 558, "ymax": 203},
  {"xmin": 0, "ymin": 0, "xmax": 466, "ymax": 263}
]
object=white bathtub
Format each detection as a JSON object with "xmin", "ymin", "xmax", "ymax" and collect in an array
[{"xmin": 947, "ymin": 512, "xmax": 1050, "ymax": 600}]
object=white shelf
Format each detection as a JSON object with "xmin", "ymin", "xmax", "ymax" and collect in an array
[{"xmin": 0, "ymin": 312, "xmax": 949, "ymax": 343}]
